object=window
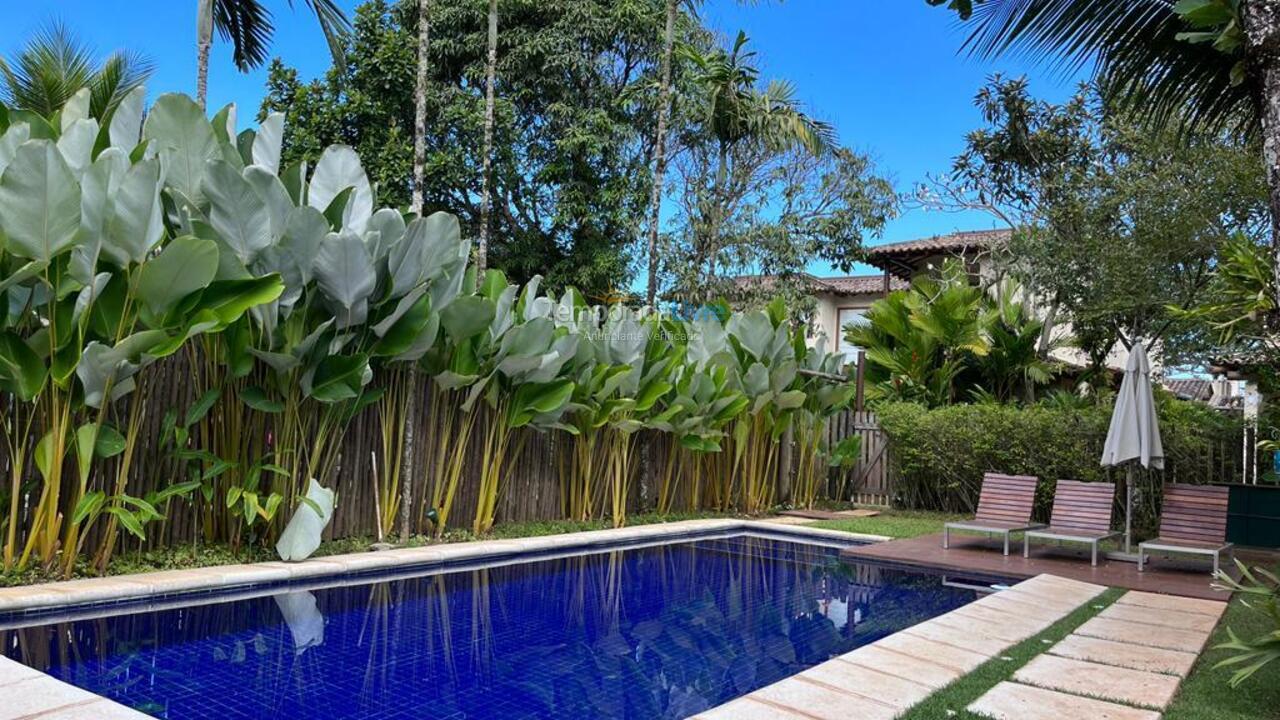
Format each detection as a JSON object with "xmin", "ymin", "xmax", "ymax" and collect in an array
[{"xmin": 837, "ymin": 307, "xmax": 868, "ymax": 355}]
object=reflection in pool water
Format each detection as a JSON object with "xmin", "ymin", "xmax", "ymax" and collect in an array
[{"xmin": 1, "ymin": 535, "xmax": 981, "ymax": 719}]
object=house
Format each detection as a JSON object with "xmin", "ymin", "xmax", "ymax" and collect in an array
[{"xmin": 731, "ymin": 273, "xmax": 907, "ymax": 354}]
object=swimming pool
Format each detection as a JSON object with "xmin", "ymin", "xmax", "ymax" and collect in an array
[{"xmin": 0, "ymin": 533, "xmax": 986, "ymax": 719}]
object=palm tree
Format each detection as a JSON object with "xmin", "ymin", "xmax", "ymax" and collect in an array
[
  {"xmin": 477, "ymin": 0, "xmax": 498, "ymax": 274},
  {"xmin": 929, "ymin": 0, "xmax": 1280, "ymax": 317},
  {"xmin": 0, "ymin": 22, "xmax": 152, "ymax": 119},
  {"xmin": 681, "ymin": 32, "xmax": 834, "ymax": 297},
  {"xmin": 195, "ymin": 0, "xmax": 351, "ymax": 109}
]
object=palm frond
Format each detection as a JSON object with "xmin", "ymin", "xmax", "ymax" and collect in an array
[
  {"xmin": 0, "ymin": 21, "xmax": 152, "ymax": 120},
  {"xmin": 214, "ymin": 0, "xmax": 275, "ymax": 71},
  {"xmin": 955, "ymin": 0, "xmax": 1254, "ymax": 138}
]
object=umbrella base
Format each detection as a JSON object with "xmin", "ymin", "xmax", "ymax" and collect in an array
[{"xmin": 1104, "ymin": 550, "xmax": 1140, "ymax": 563}]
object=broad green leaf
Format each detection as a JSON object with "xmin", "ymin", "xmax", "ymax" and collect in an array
[
  {"xmin": 315, "ymin": 231, "xmax": 375, "ymax": 323},
  {"xmin": 136, "ymin": 235, "xmax": 219, "ymax": 319},
  {"xmin": 252, "ymin": 112, "xmax": 284, "ymax": 174},
  {"xmin": 307, "ymin": 144, "xmax": 372, "ymax": 233},
  {"xmin": 0, "ymin": 331, "xmax": 48, "ymax": 401},
  {"xmin": 103, "ymin": 505, "xmax": 146, "ymax": 540},
  {"xmin": 142, "ymin": 93, "xmax": 218, "ymax": 204},
  {"xmin": 440, "ymin": 295, "xmax": 496, "ymax": 341},
  {"xmin": 72, "ymin": 490, "xmax": 106, "ymax": 525},
  {"xmin": 185, "ymin": 387, "xmax": 221, "ymax": 427},
  {"xmin": 0, "ymin": 140, "xmax": 81, "ymax": 262},
  {"xmin": 95, "ymin": 423, "xmax": 127, "ymax": 458},
  {"xmin": 204, "ymin": 160, "xmax": 272, "ymax": 264},
  {"xmin": 108, "ymin": 86, "xmax": 145, "ymax": 151},
  {"xmin": 34, "ymin": 428, "xmax": 61, "ymax": 481},
  {"xmin": 240, "ymin": 386, "xmax": 284, "ymax": 413},
  {"xmin": 307, "ymin": 353, "xmax": 369, "ymax": 403},
  {"xmin": 101, "ymin": 157, "xmax": 164, "ymax": 265},
  {"xmin": 74, "ymin": 423, "xmax": 97, "ymax": 482}
]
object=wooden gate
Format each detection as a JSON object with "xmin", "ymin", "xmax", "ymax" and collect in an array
[{"xmin": 826, "ymin": 409, "xmax": 892, "ymax": 507}]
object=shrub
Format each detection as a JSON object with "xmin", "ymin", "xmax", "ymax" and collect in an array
[{"xmin": 878, "ymin": 398, "xmax": 1245, "ymax": 530}]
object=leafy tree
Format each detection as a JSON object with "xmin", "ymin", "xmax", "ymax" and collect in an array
[
  {"xmin": 0, "ymin": 22, "xmax": 152, "ymax": 119},
  {"xmin": 920, "ymin": 77, "xmax": 1267, "ymax": 369},
  {"xmin": 195, "ymin": 0, "xmax": 350, "ymax": 108},
  {"xmin": 261, "ymin": 0, "xmax": 684, "ymax": 295},
  {"xmin": 927, "ymin": 0, "xmax": 1280, "ymax": 341},
  {"xmin": 666, "ymin": 33, "xmax": 896, "ymax": 306}
]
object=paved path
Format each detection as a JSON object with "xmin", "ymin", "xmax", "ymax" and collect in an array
[{"xmin": 968, "ymin": 589, "xmax": 1227, "ymax": 720}]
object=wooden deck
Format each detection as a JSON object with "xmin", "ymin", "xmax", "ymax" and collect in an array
[{"xmin": 839, "ymin": 532, "xmax": 1270, "ymax": 601}]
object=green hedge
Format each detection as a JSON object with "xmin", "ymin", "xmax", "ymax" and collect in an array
[{"xmin": 877, "ymin": 399, "xmax": 1245, "ymax": 531}]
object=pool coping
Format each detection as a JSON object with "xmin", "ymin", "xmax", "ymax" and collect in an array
[{"xmin": 0, "ymin": 520, "xmax": 888, "ymax": 621}]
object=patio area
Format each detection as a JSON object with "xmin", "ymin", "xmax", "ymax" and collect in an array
[{"xmin": 839, "ymin": 532, "xmax": 1273, "ymax": 601}]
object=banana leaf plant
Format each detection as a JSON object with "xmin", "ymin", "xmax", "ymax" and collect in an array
[
  {"xmin": 0, "ymin": 87, "xmax": 284, "ymax": 574},
  {"xmin": 792, "ymin": 335, "xmax": 856, "ymax": 509}
]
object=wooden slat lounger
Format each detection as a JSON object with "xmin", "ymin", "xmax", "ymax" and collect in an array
[
  {"xmin": 1023, "ymin": 480, "xmax": 1120, "ymax": 566},
  {"xmin": 1139, "ymin": 484, "xmax": 1234, "ymax": 575},
  {"xmin": 943, "ymin": 473, "xmax": 1044, "ymax": 555}
]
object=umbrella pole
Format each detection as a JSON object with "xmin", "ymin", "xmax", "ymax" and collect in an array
[{"xmin": 1124, "ymin": 464, "xmax": 1133, "ymax": 555}]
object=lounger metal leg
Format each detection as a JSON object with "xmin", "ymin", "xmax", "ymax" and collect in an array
[
  {"xmin": 1091, "ymin": 542, "xmax": 1098, "ymax": 567},
  {"xmin": 1213, "ymin": 551, "xmax": 1219, "ymax": 577},
  {"xmin": 1003, "ymin": 533, "xmax": 1010, "ymax": 556},
  {"xmin": 1023, "ymin": 536, "xmax": 1029, "ymax": 559},
  {"xmin": 1138, "ymin": 548, "xmax": 1145, "ymax": 572},
  {"xmin": 943, "ymin": 527, "xmax": 949, "ymax": 549}
]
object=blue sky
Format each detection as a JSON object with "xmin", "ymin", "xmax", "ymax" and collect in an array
[{"xmin": 3, "ymin": 0, "xmax": 1088, "ymax": 277}]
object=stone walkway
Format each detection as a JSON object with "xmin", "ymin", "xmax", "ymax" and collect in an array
[
  {"xmin": 694, "ymin": 574, "xmax": 1109, "ymax": 720},
  {"xmin": 968, "ymin": 590, "xmax": 1228, "ymax": 720}
]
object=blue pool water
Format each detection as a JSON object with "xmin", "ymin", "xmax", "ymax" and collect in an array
[{"xmin": 1, "ymin": 534, "xmax": 983, "ymax": 719}]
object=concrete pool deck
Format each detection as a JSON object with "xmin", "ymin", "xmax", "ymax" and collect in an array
[{"xmin": 0, "ymin": 520, "xmax": 1230, "ymax": 719}]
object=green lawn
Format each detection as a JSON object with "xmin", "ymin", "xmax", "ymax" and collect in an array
[
  {"xmin": 899, "ymin": 587, "xmax": 1125, "ymax": 719},
  {"xmin": 809, "ymin": 509, "xmax": 963, "ymax": 539},
  {"xmin": 1164, "ymin": 597, "xmax": 1280, "ymax": 720}
]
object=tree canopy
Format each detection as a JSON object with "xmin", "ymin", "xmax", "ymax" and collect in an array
[{"xmin": 261, "ymin": 0, "xmax": 689, "ymax": 295}]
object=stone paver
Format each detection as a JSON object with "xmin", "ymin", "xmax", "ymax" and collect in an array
[
  {"xmin": 903, "ymin": 618, "xmax": 1016, "ymax": 656},
  {"xmin": 1076, "ymin": 615, "xmax": 1210, "ymax": 654},
  {"xmin": 873, "ymin": 629, "xmax": 990, "ymax": 674},
  {"xmin": 31, "ymin": 700, "xmax": 155, "ymax": 719},
  {"xmin": 839, "ymin": 643, "xmax": 962, "ymax": 690},
  {"xmin": 750, "ymin": 676, "xmax": 898, "ymax": 720},
  {"xmin": 1117, "ymin": 590, "xmax": 1228, "ymax": 618},
  {"xmin": 1049, "ymin": 634, "xmax": 1198, "ymax": 676},
  {"xmin": 1014, "ymin": 653, "xmax": 1181, "ymax": 709},
  {"xmin": 801, "ymin": 657, "xmax": 935, "ymax": 709},
  {"xmin": 1100, "ymin": 602, "xmax": 1221, "ymax": 633},
  {"xmin": 968, "ymin": 681, "xmax": 1161, "ymax": 720},
  {"xmin": 691, "ymin": 696, "xmax": 813, "ymax": 720}
]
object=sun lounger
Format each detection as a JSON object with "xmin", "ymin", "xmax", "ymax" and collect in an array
[
  {"xmin": 1139, "ymin": 484, "xmax": 1234, "ymax": 575},
  {"xmin": 943, "ymin": 473, "xmax": 1044, "ymax": 555},
  {"xmin": 1023, "ymin": 480, "xmax": 1120, "ymax": 566}
]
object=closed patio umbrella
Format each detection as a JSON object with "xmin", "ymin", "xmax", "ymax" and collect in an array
[{"xmin": 1101, "ymin": 343, "xmax": 1164, "ymax": 555}]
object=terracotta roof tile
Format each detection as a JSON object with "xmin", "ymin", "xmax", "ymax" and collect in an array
[
  {"xmin": 865, "ymin": 229, "xmax": 1012, "ymax": 259},
  {"xmin": 732, "ymin": 273, "xmax": 905, "ymax": 296}
]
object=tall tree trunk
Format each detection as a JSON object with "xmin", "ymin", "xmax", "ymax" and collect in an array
[
  {"xmin": 645, "ymin": 0, "xmax": 679, "ymax": 307},
  {"xmin": 410, "ymin": 0, "xmax": 431, "ymax": 216},
  {"xmin": 402, "ymin": 0, "xmax": 432, "ymax": 542},
  {"xmin": 196, "ymin": 0, "xmax": 214, "ymax": 109},
  {"xmin": 1244, "ymin": 0, "xmax": 1280, "ymax": 310},
  {"xmin": 477, "ymin": 0, "xmax": 498, "ymax": 275}
]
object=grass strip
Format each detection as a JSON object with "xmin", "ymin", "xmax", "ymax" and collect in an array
[
  {"xmin": 898, "ymin": 586, "xmax": 1126, "ymax": 720},
  {"xmin": 809, "ymin": 510, "xmax": 963, "ymax": 539},
  {"xmin": 1164, "ymin": 596, "xmax": 1280, "ymax": 720}
]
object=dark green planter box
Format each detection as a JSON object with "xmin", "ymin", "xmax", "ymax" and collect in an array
[{"xmin": 1227, "ymin": 484, "xmax": 1280, "ymax": 548}]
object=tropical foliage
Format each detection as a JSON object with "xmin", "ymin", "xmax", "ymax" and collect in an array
[
  {"xmin": 846, "ymin": 260, "xmax": 1057, "ymax": 408},
  {"xmin": 0, "ymin": 87, "xmax": 863, "ymax": 578}
]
